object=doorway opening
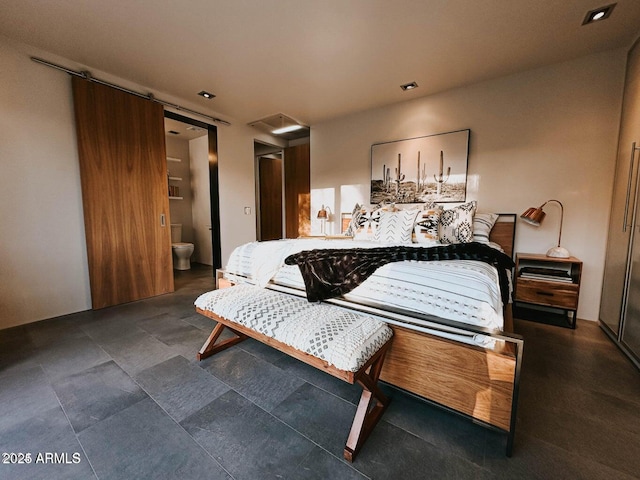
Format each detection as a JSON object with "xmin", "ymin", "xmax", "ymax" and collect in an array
[
  {"xmin": 254, "ymin": 141, "xmax": 284, "ymax": 241},
  {"xmin": 254, "ymin": 140, "xmax": 311, "ymax": 240},
  {"xmin": 164, "ymin": 111, "xmax": 222, "ymax": 274}
]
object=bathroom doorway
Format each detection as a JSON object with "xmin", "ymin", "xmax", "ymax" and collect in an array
[{"xmin": 164, "ymin": 112, "xmax": 221, "ymax": 273}]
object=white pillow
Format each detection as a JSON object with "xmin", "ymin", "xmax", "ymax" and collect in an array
[
  {"xmin": 374, "ymin": 209, "xmax": 420, "ymax": 243},
  {"xmin": 439, "ymin": 201, "xmax": 477, "ymax": 244},
  {"xmin": 473, "ymin": 213, "xmax": 498, "ymax": 244}
]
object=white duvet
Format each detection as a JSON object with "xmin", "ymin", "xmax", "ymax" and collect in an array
[{"xmin": 223, "ymin": 239, "xmax": 507, "ymax": 332}]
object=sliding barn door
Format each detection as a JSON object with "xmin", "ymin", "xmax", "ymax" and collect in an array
[{"xmin": 72, "ymin": 77, "xmax": 174, "ymax": 309}]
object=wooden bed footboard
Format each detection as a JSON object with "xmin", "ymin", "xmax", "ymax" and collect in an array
[{"xmin": 379, "ymin": 314, "xmax": 518, "ymax": 433}]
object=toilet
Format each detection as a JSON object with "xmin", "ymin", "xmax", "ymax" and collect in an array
[{"xmin": 170, "ymin": 224, "xmax": 194, "ymax": 270}]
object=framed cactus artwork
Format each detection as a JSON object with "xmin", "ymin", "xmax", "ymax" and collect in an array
[{"xmin": 370, "ymin": 129, "xmax": 470, "ymax": 204}]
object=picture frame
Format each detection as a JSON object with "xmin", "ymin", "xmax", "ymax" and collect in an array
[{"xmin": 370, "ymin": 129, "xmax": 470, "ymax": 204}]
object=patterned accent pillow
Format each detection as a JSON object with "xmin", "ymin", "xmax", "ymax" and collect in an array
[
  {"xmin": 473, "ymin": 213, "xmax": 498, "ymax": 244},
  {"xmin": 352, "ymin": 205, "xmax": 382, "ymax": 240},
  {"xmin": 374, "ymin": 209, "xmax": 420, "ymax": 244},
  {"xmin": 439, "ymin": 201, "xmax": 477, "ymax": 244},
  {"xmin": 344, "ymin": 203, "xmax": 363, "ymax": 236},
  {"xmin": 413, "ymin": 206, "xmax": 443, "ymax": 244}
]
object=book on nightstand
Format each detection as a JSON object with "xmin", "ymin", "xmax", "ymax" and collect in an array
[{"xmin": 519, "ymin": 266, "xmax": 573, "ymax": 283}]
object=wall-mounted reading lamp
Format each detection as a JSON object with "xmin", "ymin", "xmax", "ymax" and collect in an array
[{"xmin": 520, "ymin": 199, "xmax": 571, "ymax": 258}]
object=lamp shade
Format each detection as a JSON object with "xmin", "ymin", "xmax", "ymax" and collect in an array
[
  {"xmin": 317, "ymin": 206, "xmax": 328, "ymax": 219},
  {"xmin": 520, "ymin": 200, "xmax": 570, "ymax": 258},
  {"xmin": 520, "ymin": 207, "xmax": 546, "ymax": 226}
]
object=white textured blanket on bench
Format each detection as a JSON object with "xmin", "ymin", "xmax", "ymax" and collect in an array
[{"xmin": 194, "ymin": 284, "xmax": 393, "ymax": 372}]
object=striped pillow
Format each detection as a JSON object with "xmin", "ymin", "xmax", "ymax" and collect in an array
[
  {"xmin": 473, "ymin": 213, "xmax": 498, "ymax": 244},
  {"xmin": 374, "ymin": 209, "xmax": 420, "ymax": 243}
]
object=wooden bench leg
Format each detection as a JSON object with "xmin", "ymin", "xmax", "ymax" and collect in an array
[
  {"xmin": 197, "ymin": 322, "xmax": 249, "ymax": 361},
  {"xmin": 343, "ymin": 345, "xmax": 391, "ymax": 462}
]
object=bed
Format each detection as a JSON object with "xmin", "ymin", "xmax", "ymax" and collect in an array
[{"xmin": 211, "ymin": 210, "xmax": 522, "ymax": 455}]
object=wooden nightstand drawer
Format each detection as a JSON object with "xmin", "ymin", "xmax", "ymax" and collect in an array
[
  {"xmin": 514, "ymin": 253, "xmax": 582, "ymax": 328},
  {"xmin": 515, "ymin": 280, "xmax": 579, "ymax": 309}
]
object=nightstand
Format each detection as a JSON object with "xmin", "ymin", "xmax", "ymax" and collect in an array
[{"xmin": 513, "ymin": 253, "xmax": 582, "ymax": 328}]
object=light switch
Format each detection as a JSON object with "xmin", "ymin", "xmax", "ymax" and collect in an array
[{"xmin": 244, "ymin": 207, "xmax": 251, "ymax": 215}]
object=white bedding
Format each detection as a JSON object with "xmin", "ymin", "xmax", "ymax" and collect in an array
[{"xmin": 222, "ymin": 239, "xmax": 507, "ymax": 332}]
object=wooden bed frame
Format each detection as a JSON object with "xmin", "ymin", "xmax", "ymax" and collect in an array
[{"xmin": 214, "ymin": 214, "xmax": 523, "ymax": 455}]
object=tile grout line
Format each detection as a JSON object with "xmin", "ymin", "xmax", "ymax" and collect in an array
[
  {"xmin": 45, "ymin": 320, "xmax": 232, "ymax": 480},
  {"xmin": 47, "ymin": 366, "xmax": 101, "ymax": 480},
  {"xmin": 127, "ymin": 359, "xmax": 239, "ymax": 480},
  {"xmin": 200, "ymin": 355, "xmax": 375, "ymax": 478},
  {"xmin": 194, "ymin": 354, "xmax": 370, "ymax": 477}
]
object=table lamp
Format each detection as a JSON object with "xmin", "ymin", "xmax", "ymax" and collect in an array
[
  {"xmin": 317, "ymin": 205, "xmax": 330, "ymax": 235},
  {"xmin": 520, "ymin": 199, "xmax": 570, "ymax": 258}
]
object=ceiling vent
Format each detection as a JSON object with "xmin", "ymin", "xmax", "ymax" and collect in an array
[{"xmin": 248, "ymin": 113, "xmax": 310, "ymax": 140}]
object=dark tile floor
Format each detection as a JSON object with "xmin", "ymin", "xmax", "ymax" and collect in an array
[{"xmin": 1, "ymin": 264, "xmax": 639, "ymax": 480}]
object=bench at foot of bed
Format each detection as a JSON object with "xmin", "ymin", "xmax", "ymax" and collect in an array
[{"xmin": 194, "ymin": 284, "xmax": 393, "ymax": 462}]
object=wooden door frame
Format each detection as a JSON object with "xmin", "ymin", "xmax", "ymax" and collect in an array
[{"xmin": 164, "ymin": 111, "xmax": 222, "ymax": 270}]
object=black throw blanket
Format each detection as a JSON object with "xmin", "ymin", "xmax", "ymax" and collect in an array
[{"xmin": 284, "ymin": 242, "xmax": 514, "ymax": 303}]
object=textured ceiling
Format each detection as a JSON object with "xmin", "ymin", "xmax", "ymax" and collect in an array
[{"xmin": 1, "ymin": 0, "xmax": 639, "ymax": 126}]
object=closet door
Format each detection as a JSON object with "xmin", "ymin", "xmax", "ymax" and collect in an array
[
  {"xmin": 622, "ymin": 200, "xmax": 640, "ymax": 359},
  {"xmin": 72, "ymin": 77, "xmax": 174, "ymax": 309},
  {"xmin": 599, "ymin": 40, "xmax": 640, "ymax": 336},
  {"xmin": 599, "ymin": 145, "xmax": 638, "ymax": 335}
]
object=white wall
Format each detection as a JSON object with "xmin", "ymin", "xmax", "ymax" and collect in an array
[
  {"xmin": 217, "ymin": 125, "xmax": 286, "ymax": 264},
  {"xmin": 0, "ymin": 37, "xmax": 91, "ymax": 328},
  {"xmin": 310, "ymin": 50, "xmax": 627, "ymax": 321},
  {"xmin": 0, "ymin": 36, "xmax": 271, "ymax": 329}
]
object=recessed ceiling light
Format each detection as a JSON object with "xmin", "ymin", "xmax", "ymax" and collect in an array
[
  {"xmin": 198, "ymin": 90, "xmax": 215, "ymax": 99},
  {"xmin": 582, "ymin": 4, "xmax": 616, "ymax": 25},
  {"xmin": 400, "ymin": 82, "xmax": 418, "ymax": 91}
]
